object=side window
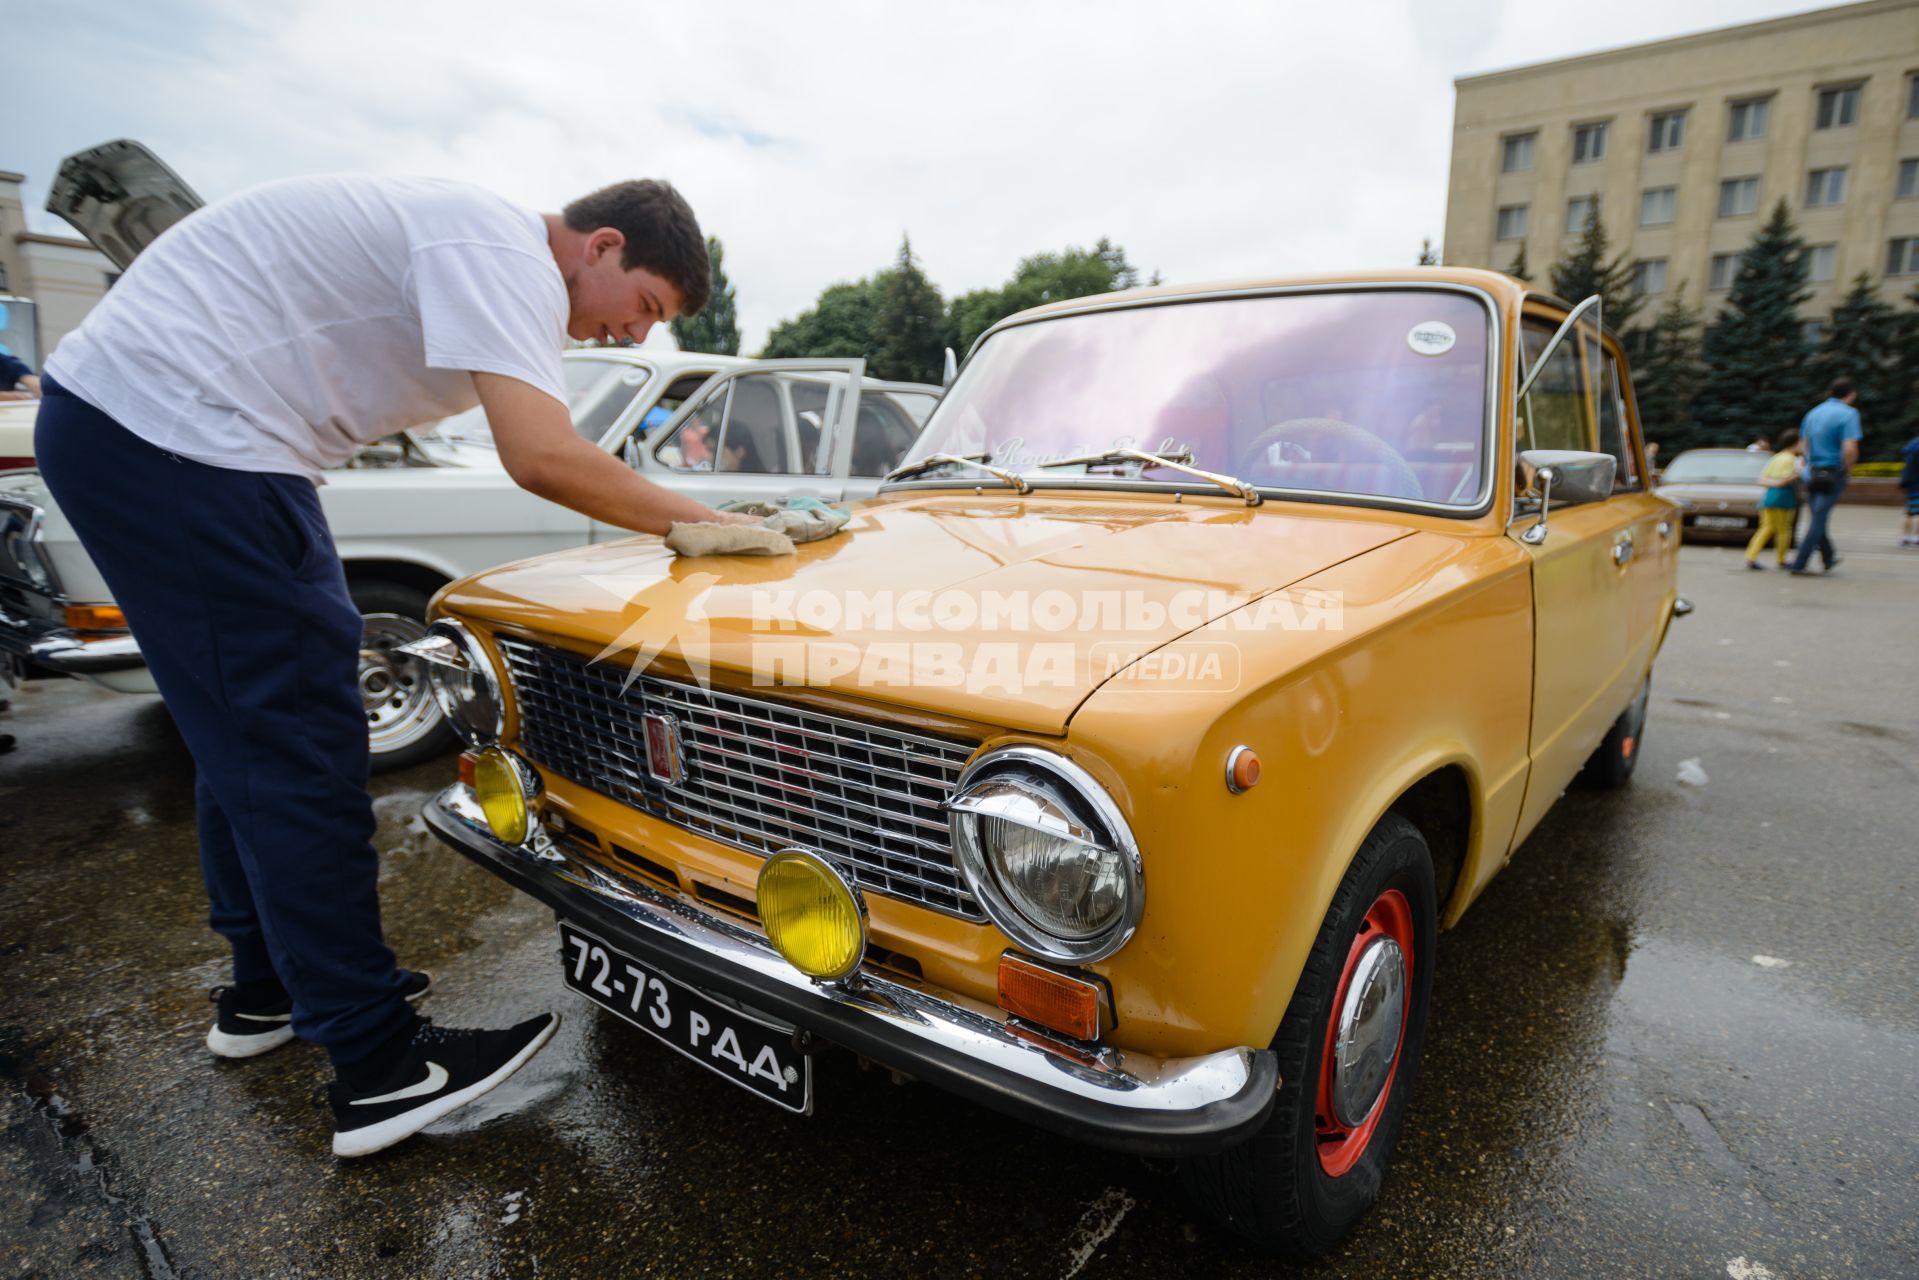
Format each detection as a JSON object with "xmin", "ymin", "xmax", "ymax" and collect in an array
[
  {"xmin": 786, "ymin": 377, "xmax": 835, "ymax": 476},
  {"xmin": 1519, "ymin": 318, "xmax": 1595, "ymax": 457},
  {"xmin": 657, "ymin": 381, "xmax": 729, "ymax": 471},
  {"xmin": 1595, "ymin": 345, "xmax": 1641, "ymax": 491},
  {"xmin": 850, "ymin": 395, "xmax": 922, "ymax": 477},
  {"xmin": 717, "ymin": 376, "xmax": 791, "ymax": 474},
  {"xmin": 571, "ymin": 367, "xmax": 652, "ymax": 444}
]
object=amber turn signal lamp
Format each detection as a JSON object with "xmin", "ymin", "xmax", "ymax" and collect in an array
[
  {"xmin": 458, "ymin": 751, "xmax": 478, "ymax": 788},
  {"xmin": 997, "ymin": 953, "xmax": 1103, "ymax": 1041},
  {"xmin": 1226, "ymin": 745, "xmax": 1261, "ymax": 794},
  {"xmin": 63, "ymin": 604, "xmax": 127, "ymax": 631}
]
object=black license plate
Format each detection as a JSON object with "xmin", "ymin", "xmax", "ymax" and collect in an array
[{"xmin": 559, "ymin": 922, "xmax": 812, "ymax": 1114}]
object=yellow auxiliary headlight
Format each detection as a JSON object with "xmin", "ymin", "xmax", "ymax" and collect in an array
[
  {"xmin": 756, "ymin": 849, "xmax": 868, "ymax": 982},
  {"xmin": 473, "ymin": 747, "xmax": 531, "ymax": 846}
]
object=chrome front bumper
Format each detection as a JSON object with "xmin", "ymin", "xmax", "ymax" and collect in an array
[
  {"xmin": 423, "ymin": 784, "xmax": 1278, "ymax": 1155},
  {"xmin": 0, "ymin": 607, "xmax": 146, "ymax": 674}
]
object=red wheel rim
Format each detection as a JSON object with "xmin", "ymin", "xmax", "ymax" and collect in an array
[{"xmin": 1314, "ymin": 887, "xmax": 1415, "ymax": 1178}]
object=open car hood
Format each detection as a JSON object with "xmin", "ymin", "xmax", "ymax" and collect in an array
[
  {"xmin": 439, "ymin": 492, "xmax": 1413, "ymax": 735},
  {"xmin": 46, "ymin": 139, "xmax": 204, "ymax": 270}
]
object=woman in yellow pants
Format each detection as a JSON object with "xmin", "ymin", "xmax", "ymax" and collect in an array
[{"xmin": 1746, "ymin": 429, "xmax": 1802, "ymax": 569}]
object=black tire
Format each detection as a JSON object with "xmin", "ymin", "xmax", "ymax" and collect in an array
[
  {"xmin": 1580, "ymin": 676, "xmax": 1649, "ymax": 789},
  {"xmin": 347, "ymin": 579, "xmax": 457, "ymax": 773},
  {"xmin": 1179, "ymin": 813, "xmax": 1438, "ymax": 1257}
]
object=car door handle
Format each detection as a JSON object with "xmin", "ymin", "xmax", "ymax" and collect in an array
[{"xmin": 1612, "ymin": 534, "xmax": 1635, "ymax": 566}]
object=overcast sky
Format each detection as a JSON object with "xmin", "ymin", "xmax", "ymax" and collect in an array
[{"xmin": 4, "ymin": 0, "xmax": 1829, "ymax": 350}]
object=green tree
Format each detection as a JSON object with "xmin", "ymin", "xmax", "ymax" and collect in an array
[
  {"xmin": 669, "ymin": 235, "xmax": 740, "ymax": 355},
  {"xmin": 1893, "ymin": 284, "xmax": 1919, "ymax": 442},
  {"xmin": 944, "ymin": 237, "xmax": 1141, "ymax": 353},
  {"xmin": 1631, "ymin": 289, "xmax": 1705, "ymax": 453},
  {"xmin": 1547, "ymin": 204, "xmax": 1642, "ymax": 330},
  {"xmin": 868, "ymin": 235, "xmax": 947, "ymax": 384},
  {"xmin": 1693, "ymin": 199, "xmax": 1814, "ymax": 444},
  {"xmin": 1417, "ymin": 237, "xmax": 1439, "ymax": 266},
  {"xmin": 761, "ymin": 279, "xmax": 880, "ymax": 359},
  {"xmin": 1811, "ymin": 274, "xmax": 1902, "ymax": 459},
  {"xmin": 1504, "ymin": 242, "xmax": 1531, "ymax": 284}
]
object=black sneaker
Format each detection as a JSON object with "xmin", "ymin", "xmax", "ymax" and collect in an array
[
  {"xmin": 329, "ymin": 1014, "xmax": 559, "ymax": 1158},
  {"xmin": 205, "ymin": 970, "xmax": 433, "ymax": 1059}
]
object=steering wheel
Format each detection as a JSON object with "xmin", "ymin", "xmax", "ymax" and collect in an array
[{"xmin": 1237, "ymin": 417, "xmax": 1423, "ymax": 500}]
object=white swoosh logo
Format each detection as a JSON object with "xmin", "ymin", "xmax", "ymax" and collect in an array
[
  {"xmin": 349, "ymin": 1061, "xmax": 449, "ymax": 1106},
  {"xmin": 236, "ymin": 1012, "xmax": 292, "ymax": 1023}
]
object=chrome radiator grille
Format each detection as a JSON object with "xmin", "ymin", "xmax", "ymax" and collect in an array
[{"xmin": 496, "ymin": 637, "xmax": 983, "ymax": 919}]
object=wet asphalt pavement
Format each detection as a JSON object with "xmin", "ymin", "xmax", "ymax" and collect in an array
[{"xmin": 2, "ymin": 507, "xmax": 1915, "ymax": 1279}]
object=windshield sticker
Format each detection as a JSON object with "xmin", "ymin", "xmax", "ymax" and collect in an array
[{"xmin": 1406, "ymin": 321, "xmax": 1457, "ymax": 357}]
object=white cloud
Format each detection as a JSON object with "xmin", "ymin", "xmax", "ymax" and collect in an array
[{"xmin": 2, "ymin": 0, "xmax": 1822, "ymax": 350}]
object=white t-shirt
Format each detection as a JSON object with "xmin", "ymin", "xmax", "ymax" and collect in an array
[{"xmin": 48, "ymin": 175, "xmax": 569, "ymax": 482}]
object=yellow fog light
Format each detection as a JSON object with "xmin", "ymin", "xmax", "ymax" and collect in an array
[
  {"xmin": 756, "ymin": 850, "xmax": 868, "ymax": 982},
  {"xmin": 473, "ymin": 748, "xmax": 532, "ymax": 846}
]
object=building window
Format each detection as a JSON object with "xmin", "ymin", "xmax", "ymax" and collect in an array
[
  {"xmin": 1727, "ymin": 97, "xmax": 1770, "ymax": 142},
  {"xmin": 1566, "ymin": 195, "xmax": 1599, "ymax": 234},
  {"xmin": 1640, "ymin": 187, "xmax": 1677, "ymax": 226},
  {"xmin": 1647, "ymin": 110, "xmax": 1686, "ymax": 153},
  {"xmin": 1815, "ymin": 84, "xmax": 1861, "ymax": 130},
  {"xmin": 1806, "ymin": 243, "xmax": 1837, "ymax": 283},
  {"xmin": 1718, "ymin": 177, "xmax": 1759, "ymax": 218},
  {"xmin": 1909, "ymin": 75, "xmax": 1919, "ymax": 119},
  {"xmin": 1502, "ymin": 133, "xmax": 1536, "ymax": 173},
  {"xmin": 1632, "ymin": 259, "xmax": 1668, "ymax": 296},
  {"xmin": 1889, "ymin": 238, "xmax": 1919, "ymax": 276},
  {"xmin": 1496, "ymin": 204, "xmax": 1530, "ymax": 240},
  {"xmin": 1805, "ymin": 167, "xmax": 1848, "ymax": 207},
  {"xmin": 1802, "ymin": 320, "xmax": 1827, "ymax": 348},
  {"xmin": 1710, "ymin": 253, "xmax": 1743, "ymax": 291},
  {"xmin": 1898, "ymin": 159, "xmax": 1918, "ymax": 200},
  {"xmin": 1572, "ymin": 122, "xmax": 1607, "ymax": 164}
]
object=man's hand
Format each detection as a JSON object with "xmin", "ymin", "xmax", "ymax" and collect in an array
[{"xmin": 472, "ymin": 372, "xmax": 744, "ymax": 535}]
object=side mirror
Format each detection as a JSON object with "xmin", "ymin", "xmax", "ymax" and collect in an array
[
  {"xmin": 1516, "ymin": 449, "xmax": 1616, "ymax": 544},
  {"xmin": 942, "ymin": 347, "xmax": 958, "ymax": 388}
]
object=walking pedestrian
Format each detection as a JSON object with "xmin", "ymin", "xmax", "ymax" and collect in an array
[
  {"xmin": 1900, "ymin": 430, "xmax": 1919, "ymax": 548},
  {"xmin": 1786, "ymin": 377, "xmax": 1862, "ymax": 576},
  {"xmin": 33, "ymin": 173, "xmax": 751, "ymax": 1158},
  {"xmin": 1744, "ymin": 429, "xmax": 1802, "ymax": 570}
]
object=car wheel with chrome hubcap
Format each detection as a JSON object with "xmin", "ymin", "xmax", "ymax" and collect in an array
[
  {"xmin": 349, "ymin": 580, "xmax": 457, "ymax": 772},
  {"xmin": 1180, "ymin": 812, "xmax": 1436, "ymax": 1257}
]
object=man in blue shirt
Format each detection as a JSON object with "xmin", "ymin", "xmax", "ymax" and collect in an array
[{"xmin": 1787, "ymin": 377, "xmax": 1862, "ymax": 575}]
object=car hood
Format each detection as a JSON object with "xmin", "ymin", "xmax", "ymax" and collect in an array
[
  {"xmin": 1654, "ymin": 481, "xmax": 1765, "ymax": 506},
  {"xmin": 440, "ymin": 492, "xmax": 1414, "ymax": 734}
]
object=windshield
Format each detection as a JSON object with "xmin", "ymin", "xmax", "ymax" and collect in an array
[
  {"xmin": 900, "ymin": 289, "xmax": 1491, "ymax": 507},
  {"xmin": 430, "ymin": 357, "xmax": 626, "ymax": 445},
  {"xmin": 1658, "ymin": 451, "xmax": 1769, "ymax": 484}
]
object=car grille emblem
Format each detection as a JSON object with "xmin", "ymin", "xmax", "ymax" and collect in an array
[{"xmin": 643, "ymin": 711, "xmax": 685, "ymax": 787}]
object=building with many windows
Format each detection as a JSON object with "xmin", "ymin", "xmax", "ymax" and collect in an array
[{"xmin": 1443, "ymin": 0, "xmax": 1919, "ymax": 322}]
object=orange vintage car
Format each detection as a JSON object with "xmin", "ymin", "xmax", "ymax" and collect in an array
[{"xmin": 412, "ymin": 269, "xmax": 1684, "ymax": 1256}]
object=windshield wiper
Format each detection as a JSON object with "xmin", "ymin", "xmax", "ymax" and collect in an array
[
  {"xmin": 886, "ymin": 452, "xmax": 1031, "ymax": 493},
  {"xmin": 1027, "ymin": 447, "xmax": 1261, "ymax": 506}
]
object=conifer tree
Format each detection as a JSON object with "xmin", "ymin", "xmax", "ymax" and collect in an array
[
  {"xmin": 1548, "ymin": 205, "xmax": 1642, "ymax": 329},
  {"xmin": 1632, "ymin": 289, "xmax": 1705, "ymax": 453},
  {"xmin": 869, "ymin": 235, "xmax": 946, "ymax": 384},
  {"xmin": 1811, "ymin": 274, "xmax": 1901, "ymax": 459},
  {"xmin": 1417, "ymin": 238, "xmax": 1438, "ymax": 266},
  {"xmin": 669, "ymin": 236, "xmax": 741, "ymax": 355},
  {"xmin": 1504, "ymin": 243, "xmax": 1531, "ymax": 284},
  {"xmin": 1693, "ymin": 200, "xmax": 1813, "ymax": 444}
]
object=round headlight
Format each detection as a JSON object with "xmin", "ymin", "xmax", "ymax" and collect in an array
[
  {"xmin": 423, "ymin": 620, "xmax": 506, "ymax": 745},
  {"xmin": 757, "ymin": 850, "xmax": 868, "ymax": 982},
  {"xmin": 948, "ymin": 747, "xmax": 1143, "ymax": 963},
  {"xmin": 473, "ymin": 747, "xmax": 535, "ymax": 845}
]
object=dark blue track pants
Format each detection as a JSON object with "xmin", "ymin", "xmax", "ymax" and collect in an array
[{"xmin": 35, "ymin": 378, "xmax": 413, "ymax": 1065}]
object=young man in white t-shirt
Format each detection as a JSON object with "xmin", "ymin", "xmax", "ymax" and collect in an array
[{"xmin": 35, "ymin": 174, "xmax": 745, "ymax": 1157}]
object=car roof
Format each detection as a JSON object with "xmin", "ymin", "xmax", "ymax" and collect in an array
[{"xmin": 1000, "ymin": 267, "xmax": 1531, "ymax": 327}]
